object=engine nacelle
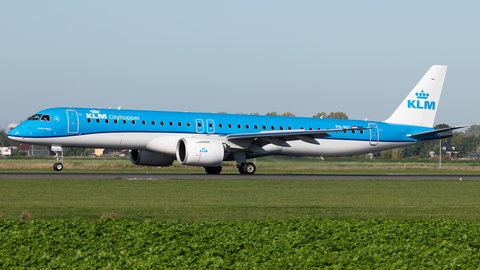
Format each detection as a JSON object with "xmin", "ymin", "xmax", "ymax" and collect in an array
[
  {"xmin": 176, "ymin": 138, "xmax": 225, "ymax": 166},
  {"xmin": 129, "ymin": 150, "xmax": 175, "ymax": 166}
]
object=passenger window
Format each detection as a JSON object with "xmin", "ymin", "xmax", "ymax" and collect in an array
[
  {"xmin": 105, "ymin": 119, "xmax": 109, "ymax": 124},
  {"xmin": 178, "ymin": 122, "xmax": 182, "ymax": 126},
  {"xmin": 187, "ymin": 122, "xmax": 191, "ymax": 127},
  {"xmin": 152, "ymin": 121, "xmax": 156, "ymax": 125},
  {"xmin": 360, "ymin": 130, "xmax": 364, "ymax": 134},
  {"xmin": 170, "ymin": 122, "xmax": 173, "ymax": 126},
  {"xmin": 288, "ymin": 127, "xmax": 292, "ymax": 130},
  {"xmin": 209, "ymin": 123, "xmax": 213, "ymax": 128},
  {"xmin": 280, "ymin": 126, "xmax": 284, "ymax": 130},
  {"xmin": 161, "ymin": 121, "xmax": 164, "ymax": 126},
  {"xmin": 87, "ymin": 119, "xmax": 91, "ymax": 123},
  {"xmin": 219, "ymin": 124, "xmax": 223, "ymax": 128},
  {"xmin": 228, "ymin": 124, "xmax": 232, "ymax": 128},
  {"xmin": 123, "ymin": 120, "xmax": 127, "ymax": 124},
  {"xmin": 114, "ymin": 120, "xmax": 118, "ymax": 124},
  {"xmin": 96, "ymin": 119, "xmax": 100, "ymax": 123},
  {"xmin": 246, "ymin": 125, "xmax": 250, "ymax": 129},
  {"xmin": 41, "ymin": 115, "xmax": 50, "ymax": 121},
  {"xmin": 271, "ymin": 126, "xmax": 275, "ymax": 130},
  {"xmin": 254, "ymin": 125, "xmax": 258, "ymax": 129},
  {"xmin": 237, "ymin": 124, "xmax": 241, "ymax": 129},
  {"xmin": 263, "ymin": 125, "xmax": 266, "ymax": 130},
  {"xmin": 352, "ymin": 130, "xmax": 355, "ymax": 134},
  {"xmin": 132, "ymin": 120, "xmax": 136, "ymax": 124},
  {"xmin": 309, "ymin": 127, "xmax": 313, "ymax": 130},
  {"xmin": 142, "ymin": 121, "xmax": 146, "ymax": 125},
  {"xmin": 198, "ymin": 122, "xmax": 202, "ymax": 127}
]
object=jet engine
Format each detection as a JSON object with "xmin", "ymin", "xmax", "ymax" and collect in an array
[
  {"xmin": 129, "ymin": 150, "xmax": 175, "ymax": 166},
  {"xmin": 176, "ymin": 138, "xmax": 225, "ymax": 166}
]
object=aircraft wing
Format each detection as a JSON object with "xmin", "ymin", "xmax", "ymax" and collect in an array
[{"xmin": 225, "ymin": 127, "xmax": 371, "ymax": 149}]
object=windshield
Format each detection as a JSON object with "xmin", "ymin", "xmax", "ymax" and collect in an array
[
  {"xmin": 27, "ymin": 114, "xmax": 42, "ymax": 121},
  {"xmin": 26, "ymin": 114, "xmax": 51, "ymax": 121}
]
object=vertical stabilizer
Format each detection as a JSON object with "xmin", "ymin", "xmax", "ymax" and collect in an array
[{"xmin": 385, "ymin": 65, "xmax": 447, "ymax": 127}]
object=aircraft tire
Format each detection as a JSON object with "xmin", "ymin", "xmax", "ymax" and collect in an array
[
  {"xmin": 238, "ymin": 163, "xmax": 246, "ymax": 174},
  {"xmin": 53, "ymin": 163, "xmax": 63, "ymax": 171},
  {"xmin": 243, "ymin": 162, "xmax": 256, "ymax": 175},
  {"xmin": 205, "ymin": 166, "xmax": 222, "ymax": 174}
]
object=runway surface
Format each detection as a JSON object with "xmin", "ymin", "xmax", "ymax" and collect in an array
[{"xmin": 1, "ymin": 173, "xmax": 480, "ymax": 180}]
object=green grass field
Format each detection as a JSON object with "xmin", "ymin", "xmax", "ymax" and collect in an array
[
  {"xmin": 1, "ymin": 156, "xmax": 480, "ymax": 174},
  {"xmin": 1, "ymin": 178, "xmax": 480, "ymax": 222}
]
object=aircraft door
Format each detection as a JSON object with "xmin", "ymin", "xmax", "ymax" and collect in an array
[
  {"xmin": 206, "ymin": 119, "xmax": 215, "ymax": 133},
  {"xmin": 368, "ymin": 123, "xmax": 379, "ymax": 146},
  {"xmin": 195, "ymin": 119, "xmax": 204, "ymax": 133},
  {"xmin": 66, "ymin": 110, "xmax": 79, "ymax": 134}
]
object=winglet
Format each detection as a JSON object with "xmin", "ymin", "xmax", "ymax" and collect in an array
[{"xmin": 385, "ymin": 65, "xmax": 448, "ymax": 127}]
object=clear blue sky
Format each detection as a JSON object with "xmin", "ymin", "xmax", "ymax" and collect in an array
[{"xmin": 1, "ymin": 1, "xmax": 478, "ymax": 130}]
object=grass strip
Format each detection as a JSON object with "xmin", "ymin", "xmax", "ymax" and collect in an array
[{"xmin": 1, "ymin": 179, "xmax": 480, "ymax": 221}]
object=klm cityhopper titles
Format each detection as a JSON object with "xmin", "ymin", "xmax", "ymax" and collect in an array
[{"xmin": 8, "ymin": 65, "xmax": 466, "ymax": 174}]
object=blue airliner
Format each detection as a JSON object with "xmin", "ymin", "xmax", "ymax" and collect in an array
[{"xmin": 8, "ymin": 65, "xmax": 466, "ymax": 174}]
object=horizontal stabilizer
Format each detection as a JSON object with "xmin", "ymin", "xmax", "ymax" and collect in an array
[{"xmin": 407, "ymin": 125, "xmax": 468, "ymax": 138}]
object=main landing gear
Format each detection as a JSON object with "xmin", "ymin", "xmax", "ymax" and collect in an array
[
  {"xmin": 238, "ymin": 162, "xmax": 256, "ymax": 175},
  {"xmin": 203, "ymin": 162, "xmax": 257, "ymax": 175},
  {"xmin": 203, "ymin": 153, "xmax": 257, "ymax": 175}
]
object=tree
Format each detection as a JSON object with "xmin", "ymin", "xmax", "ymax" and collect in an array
[
  {"xmin": 266, "ymin": 112, "xmax": 278, "ymax": 116},
  {"xmin": 312, "ymin": 111, "xmax": 348, "ymax": 119},
  {"xmin": 465, "ymin": 125, "xmax": 480, "ymax": 137},
  {"xmin": 435, "ymin": 123, "xmax": 450, "ymax": 129},
  {"xmin": 312, "ymin": 112, "xmax": 327, "ymax": 118},
  {"xmin": 0, "ymin": 127, "xmax": 9, "ymax": 147},
  {"xmin": 327, "ymin": 111, "xmax": 348, "ymax": 119},
  {"xmin": 280, "ymin": 112, "xmax": 295, "ymax": 117},
  {"xmin": 391, "ymin": 147, "xmax": 405, "ymax": 160}
]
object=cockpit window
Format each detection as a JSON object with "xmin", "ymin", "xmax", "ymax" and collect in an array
[
  {"xmin": 41, "ymin": 115, "xmax": 50, "ymax": 121},
  {"xmin": 27, "ymin": 114, "xmax": 42, "ymax": 121}
]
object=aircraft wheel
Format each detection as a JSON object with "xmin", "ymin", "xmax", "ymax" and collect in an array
[
  {"xmin": 238, "ymin": 163, "xmax": 246, "ymax": 174},
  {"xmin": 205, "ymin": 166, "xmax": 222, "ymax": 174},
  {"xmin": 53, "ymin": 163, "xmax": 63, "ymax": 171},
  {"xmin": 243, "ymin": 162, "xmax": 256, "ymax": 175}
]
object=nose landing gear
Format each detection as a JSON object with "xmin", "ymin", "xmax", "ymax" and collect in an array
[
  {"xmin": 53, "ymin": 163, "xmax": 63, "ymax": 171},
  {"xmin": 51, "ymin": 146, "xmax": 64, "ymax": 171}
]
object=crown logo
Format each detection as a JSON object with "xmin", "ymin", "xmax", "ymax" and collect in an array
[{"xmin": 415, "ymin": 90, "xmax": 429, "ymax": 100}]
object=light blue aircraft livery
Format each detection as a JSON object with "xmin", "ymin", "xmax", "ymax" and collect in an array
[{"xmin": 8, "ymin": 65, "xmax": 466, "ymax": 174}]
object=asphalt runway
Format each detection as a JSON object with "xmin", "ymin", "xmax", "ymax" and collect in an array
[{"xmin": 1, "ymin": 173, "xmax": 480, "ymax": 180}]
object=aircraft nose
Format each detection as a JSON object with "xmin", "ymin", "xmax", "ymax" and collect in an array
[{"xmin": 8, "ymin": 126, "xmax": 26, "ymax": 139}]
